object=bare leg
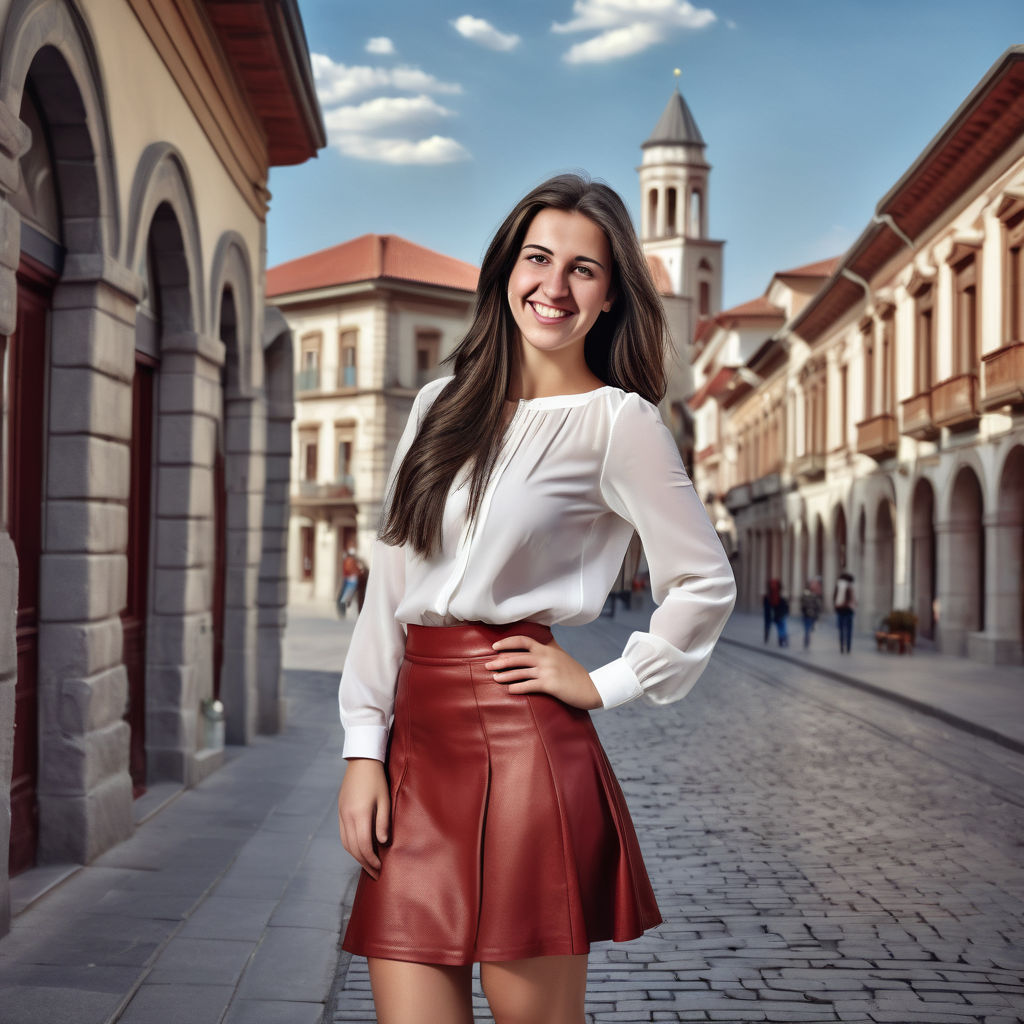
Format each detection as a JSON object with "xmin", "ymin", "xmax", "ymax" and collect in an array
[
  {"xmin": 368, "ymin": 957, "xmax": 474, "ymax": 1024},
  {"xmin": 480, "ymin": 954, "xmax": 588, "ymax": 1024}
]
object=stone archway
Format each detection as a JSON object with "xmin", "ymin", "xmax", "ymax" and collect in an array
[
  {"xmin": 1, "ymin": 17, "xmax": 133, "ymax": 879},
  {"xmin": 910, "ymin": 478, "xmax": 937, "ymax": 641},
  {"xmin": 871, "ymin": 500, "xmax": 895, "ymax": 629},
  {"xmin": 257, "ymin": 307, "xmax": 294, "ymax": 734},
  {"xmin": 937, "ymin": 465, "xmax": 985, "ymax": 656},
  {"xmin": 834, "ymin": 504, "xmax": 848, "ymax": 573},
  {"xmin": 989, "ymin": 446, "xmax": 1024, "ymax": 664}
]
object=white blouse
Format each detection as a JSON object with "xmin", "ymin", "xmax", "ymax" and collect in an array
[{"xmin": 339, "ymin": 375, "xmax": 737, "ymax": 761}]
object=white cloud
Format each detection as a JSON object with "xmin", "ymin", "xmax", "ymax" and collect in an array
[
  {"xmin": 451, "ymin": 14, "xmax": 521, "ymax": 51},
  {"xmin": 324, "ymin": 95, "xmax": 455, "ymax": 134},
  {"xmin": 311, "ymin": 53, "xmax": 462, "ymax": 105},
  {"xmin": 312, "ymin": 51, "xmax": 471, "ymax": 164},
  {"xmin": 552, "ymin": 0, "xmax": 715, "ymax": 63},
  {"xmin": 563, "ymin": 23, "xmax": 661, "ymax": 63},
  {"xmin": 331, "ymin": 134, "xmax": 470, "ymax": 165},
  {"xmin": 365, "ymin": 37, "xmax": 396, "ymax": 55}
]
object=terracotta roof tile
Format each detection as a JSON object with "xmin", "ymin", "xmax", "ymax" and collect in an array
[
  {"xmin": 717, "ymin": 295, "xmax": 784, "ymax": 321},
  {"xmin": 774, "ymin": 256, "xmax": 841, "ymax": 279},
  {"xmin": 267, "ymin": 234, "xmax": 479, "ymax": 297},
  {"xmin": 645, "ymin": 254, "xmax": 673, "ymax": 295}
]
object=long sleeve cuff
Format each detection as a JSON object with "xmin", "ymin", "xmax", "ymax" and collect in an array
[
  {"xmin": 342, "ymin": 724, "xmax": 390, "ymax": 761},
  {"xmin": 590, "ymin": 658, "xmax": 643, "ymax": 709}
]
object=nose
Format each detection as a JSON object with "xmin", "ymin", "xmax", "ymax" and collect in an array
[{"xmin": 541, "ymin": 266, "xmax": 570, "ymax": 300}]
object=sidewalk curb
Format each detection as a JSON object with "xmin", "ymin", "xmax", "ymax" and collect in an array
[{"xmin": 720, "ymin": 635, "xmax": 1024, "ymax": 757}]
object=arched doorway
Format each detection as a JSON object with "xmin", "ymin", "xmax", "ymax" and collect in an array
[
  {"xmin": 873, "ymin": 500, "xmax": 895, "ymax": 626},
  {"xmin": 834, "ymin": 504, "xmax": 848, "ymax": 572},
  {"xmin": 910, "ymin": 478, "xmax": 937, "ymax": 641},
  {"xmin": 6, "ymin": 63, "xmax": 66, "ymax": 874},
  {"xmin": 814, "ymin": 515, "xmax": 825, "ymax": 578},
  {"xmin": 992, "ymin": 446, "xmax": 1024, "ymax": 663},
  {"xmin": 940, "ymin": 466, "xmax": 985, "ymax": 654}
]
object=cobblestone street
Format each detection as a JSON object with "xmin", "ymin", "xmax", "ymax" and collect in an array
[{"xmin": 332, "ymin": 614, "xmax": 1024, "ymax": 1024}]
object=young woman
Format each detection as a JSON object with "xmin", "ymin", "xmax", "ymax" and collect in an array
[{"xmin": 337, "ymin": 174, "xmax": 736, "ymax": 1024}]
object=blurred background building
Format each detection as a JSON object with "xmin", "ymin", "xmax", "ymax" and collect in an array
[
  {"xmin": 266, "ymin": 235, "xmax": 478, "ymax": 602},
  {"xmin": 689, "ymin": 47, "xmax": 1024, "ymax": 665},
  {"xmin": 0, "ymin": 0, "xmax": 324, "ymax": 935}
]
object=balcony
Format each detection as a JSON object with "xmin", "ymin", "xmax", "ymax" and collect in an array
[
  {"xmin": 337, "ymin": 365, "xmax": 358, "ymax": 389},
  {"xmin": 293, "ymin": 477, "xmax": 357, "ymax": 515},
  {"xmin": 856, "ymin": 413, "xmax": 899, "ymax": 461},
  {"xmin": 295, "ymin": 367, "xmax": 320, "ymax": 392},
  {"xmin": 724, "ymin": 483, "xmax": 751, "ymax": 511},
  {"xmin": 793, "ymin": 452, "xmax": 825, "ymax": 481},
  {"xmin": 751, "ymin": 472, "xmax": 783, "ymax": 500},
  {"xmin": 981, "ymin": 340, "xmax": 1024, "ymax": 410},
  {"xmin": 900, "ymin": 390, "xmax": 938, "ymax": 440},
  {"xmin": 932, "ymin": 373, "xmax": 979, "ymax": 431}
]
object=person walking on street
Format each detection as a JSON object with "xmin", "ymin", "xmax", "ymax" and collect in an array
[
  {"xmin": 335, "ymin": 174, "xmax": 736, "ymax": 1023},
  {"xmin": 773, "ymin": 588, "xmax": 790, "ymax": 647},
  {"xmin": 337, "ymin": 548, "xmax": 362, "ymax": 617},
  {"xmin": 763, "ymin": 578, "xmax": 783, "ymax": 645},
  {"xmin": 800, "ymin": 577, "xmax": 823, "ymax": 649},
  {"xmin": 834, "ymin": 571, "xmax": 856, "ymax": 653}
]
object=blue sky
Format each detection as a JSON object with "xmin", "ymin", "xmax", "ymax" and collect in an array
[{"xmin": 267, "ymin": 1, "xmax": 1023, "ymax": 309}]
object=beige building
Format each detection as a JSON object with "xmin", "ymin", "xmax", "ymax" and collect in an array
[
  {"xmin": 691, "ymin": 47, "xmax": 1024, "ymax": 664},
  {"xmin": 266, "ymin": 235, "xmax": 478, "ymax": 603},
  {"xmin": 0, "ymin": 0, "xmax": 324, "ymax": 933}
]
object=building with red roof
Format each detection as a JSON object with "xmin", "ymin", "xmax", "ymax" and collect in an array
[{"xmin": 267, "ymin": 235, "xmax": 478, "ymax": 602}]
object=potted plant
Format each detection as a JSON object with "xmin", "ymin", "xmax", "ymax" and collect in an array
[{"xmin": 884, "ymin": 609, "xmax": 918, "ymax": 653}]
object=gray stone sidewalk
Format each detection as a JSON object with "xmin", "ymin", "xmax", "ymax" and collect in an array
[{"xmin": 0, "ymin": 601, "xmax": 359, "ymax": 1024}]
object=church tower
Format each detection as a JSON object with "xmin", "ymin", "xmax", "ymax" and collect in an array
[{"xmin": 639, "ymin": 74, "xmax": 723, "ymax": 322}]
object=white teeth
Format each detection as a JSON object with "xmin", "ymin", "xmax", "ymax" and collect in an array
[{"xmin": 532, "ymin": 302, "xmax": 570, "ymax": 318}]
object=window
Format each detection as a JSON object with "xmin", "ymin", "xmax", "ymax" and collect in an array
[
  {"xmin": 300, "ymin": 524, "xmax": 315, "ymax": 580},
  {"xmin": 840, "ymin": 365, "xmax": 848, "ymax": 448},
  {"xmin": 690, "ymin": 189, "xmax": 702, "ymax": 237},
  {"xmin": 335, "ymin": 421, "xmax": 355, "ymax": 491},
  {"xmin": 699, "ymin": 280, "xmax": 710, "ymax": 317},
  {"xmin": 666, "ymin": 188, "xmax": 677, "ymax": 236},
  {"xmin": 880, "ymin": 310, "xmax": 895, "ymax": 413},
  {"xmin": 297, "ymin": 332, "xmax": 321, "ymax": 391},
  {"xmin": 338, "ymin": 329, "xmax": 357, "ymax": 388},
  {"xmin": 415, "ymin": 329, "xmax": 441, "ymax": 387},
  {"xmin": 647, "ymin": 189, "xmax": 658, "ymax": 238},
  {"xmin": 1005, "ymin": 208, "xmax": 1024, "ymax": 342},
  {"xmin": 953, "ymin": 253, "xmax": 979, "ymax": 376},
  {"xmin": 298, "ymin": 427, "xmax": 319, "ymax": 483},
  {"xmin": 913, "ymin": 281, "xmax": 934, "ymax": 394},
  {"xmin": 862, "ymin": 322, "xmax": 875, "ymax": 418}
]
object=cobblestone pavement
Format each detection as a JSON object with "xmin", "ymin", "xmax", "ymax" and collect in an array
[{"xmin": 331, "ymin": 618, "xmax": 1024, "ymax": 1024}]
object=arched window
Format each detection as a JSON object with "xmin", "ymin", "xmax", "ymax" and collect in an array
[
  {"xmin": 690, "ymin": 189, "xmax": 703, "ymax": 236},
  {"xmin": 666, "ymin": 188, "xmax": 677, "ymax": 236},
  {"xmin": 699, "ymin": 280, "xmax": 710, "ymax": 316},
  {"xmin": 647, "ymin": 189, "xmax": 658, "ymax": 237}
]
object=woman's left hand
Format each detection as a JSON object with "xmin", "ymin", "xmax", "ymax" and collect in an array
[{"xmin": 484, "ymin": 635, "xmax": 603, "ymax": 710}]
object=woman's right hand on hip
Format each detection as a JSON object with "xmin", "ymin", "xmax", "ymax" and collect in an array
[{"xmin": 338, "ymin": 758, "xmax": 390, "ymax": 880}]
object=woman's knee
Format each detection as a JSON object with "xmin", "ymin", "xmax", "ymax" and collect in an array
[
  {"xmin": 480, "ymin": 954, "xmax": 587, "ymax": 1024},
  {"xmin": 367, "ymin": 957, "xmax": 474, "ymax": 1024}
]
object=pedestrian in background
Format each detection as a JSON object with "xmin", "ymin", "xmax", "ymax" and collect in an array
[
  {"xmin": 763, "ymin": 577, "xmax": 783, "ymax": 644},
  {"xmin": 800, "ymin": 577, "xmax": 823, "ymax": 649},
  {"xmin": 336, "ymin": 174, "xmax": 736, "ymax": 1023},
  {"xmin": 774, "ymin": 587, "xmax": 790, "ymax": 647},
  {"xmin": 834, "ymin": 571, "xmax": 856, "ymax": 653},
  {"xmin": 336, "ymin": 548, "xmax": 362, "ymax": 617}
]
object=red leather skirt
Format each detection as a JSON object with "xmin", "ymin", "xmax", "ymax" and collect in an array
[{"xmin": 341, "ymin": 621, "xmax": 662, "ymax": 965}]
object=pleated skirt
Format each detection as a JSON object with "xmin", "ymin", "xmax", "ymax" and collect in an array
[{"xmin": 341, "ymin": 620, "xmax": 662, "ymax": 966}]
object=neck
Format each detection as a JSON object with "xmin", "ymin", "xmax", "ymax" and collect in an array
[{"xmin": 509, "ymin": 345, "xmax": 602, "ymax": 401}]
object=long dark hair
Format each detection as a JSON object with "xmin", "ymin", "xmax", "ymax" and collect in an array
[{"xmin": 380, "ymin": 173, "xmax": 668, "ymax": 557}]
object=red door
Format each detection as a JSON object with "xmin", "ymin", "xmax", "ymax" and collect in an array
[
  {"xmin": 121, "ymin": 356, "xmax": 155, "ymax": 796},
  {"xmin": 7, "ymin": 256, "xmax": 55, "ymax": 875}
]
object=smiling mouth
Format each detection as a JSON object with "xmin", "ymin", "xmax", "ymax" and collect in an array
[{"xmin": 530, "ymin": 301, "xmax": 571, "ymax": 319}]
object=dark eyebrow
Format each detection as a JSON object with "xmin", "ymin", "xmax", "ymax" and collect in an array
[{"xmin": 521, "ymin": 243, "xmax": 605, "ymax": 271}]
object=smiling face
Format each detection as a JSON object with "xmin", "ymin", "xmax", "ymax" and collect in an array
[{"xmin": 506, "ymin": 207, "xmax": 615, "ymax": 368}]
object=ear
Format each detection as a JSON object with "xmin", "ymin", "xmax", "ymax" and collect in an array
[{"xmin": 602, "ymin": 291, "xmax": 616, "ymax": 313}]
